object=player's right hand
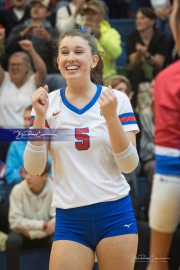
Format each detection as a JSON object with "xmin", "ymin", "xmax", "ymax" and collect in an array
[{"xmin": 30, "ymin": 85, "xmax": 49, "ymax": 117}]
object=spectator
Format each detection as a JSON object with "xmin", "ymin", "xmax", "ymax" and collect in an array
[
  {"xmin": 150, "ymin": 0, "xmax": 174, "ymax": 65},
  {"xmin": 84, "ymin": 0, "xmax": 122, "ymax": 80},
  {"xmin": 0, "ymin": 0, "xmax": 30, "ymax": 39},
  {"xmin": 5, "ymin": 161, "xmax": 55, "ymax": 270},
  {"xmin": 103, "ymin": 74, "xmax": 134, "ymax": 100},
  {"xmin": 0, "ymin": 39, "xmax": 46, "ymax": 128},
  {"xmin": 56, "ymin": 0, "xmax": 86, "ymax": 33},
  {"xmin": 5, "ymin": 105, "xmax": 52, "ymax": 186},
  {"xmin": 124, "ymin": 7, "xmax": 167, "ymax": 109},
  {"xmin": 147, "ymin": 0, "xmax": 180, "ymax": 269},
  {"xmin": 103, "ymin": 0, "xmax": 134, "ymax": 19},
  {"xmin": 5, "ymin": 0, "xmax": 66, "ymax": 92},
  {"xmin": 139, "ymin": 79, "xmax": 155, "ymax": 186}
]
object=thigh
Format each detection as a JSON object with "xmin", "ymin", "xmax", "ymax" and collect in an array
[
  {"xmin": 49, "ymin": 240, "xmax": 95, "ymax": 270},
  {"xmin": 149, "ymin": 174, "xmax": 180, "ymax": 233},
  {"xmin": 96, "ymin": 234, "xmax": 138, "ymax": 270}
]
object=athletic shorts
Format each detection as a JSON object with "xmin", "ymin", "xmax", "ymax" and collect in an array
[
  {"xmin": 53, "ymin": 194, "xmax": 138, "ymax": 251},
  {"xmin": 149, "ymin": 174, "xmax": 180, "ymax": 233}
]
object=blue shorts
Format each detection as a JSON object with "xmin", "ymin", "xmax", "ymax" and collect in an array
[{"xmin": 54, "ymin": 195, "xmax": 138, "ymax": 251}]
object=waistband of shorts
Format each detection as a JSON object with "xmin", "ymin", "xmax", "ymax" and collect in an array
[{"xmin": 56, "ymin": 195, "xmax": 131, "ymax": 219}]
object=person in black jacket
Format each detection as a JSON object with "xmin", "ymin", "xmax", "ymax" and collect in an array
[
  {"xmin": 125, "ymin": 7, "xmax": 167, "ymax": 109},
  {"xmin": 0, "ymin": 0, "xmax": 30, "ymax": 39}
]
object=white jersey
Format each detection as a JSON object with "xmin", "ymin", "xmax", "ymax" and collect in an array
[{"xmin": 30, "ymin": 85, "xmax": 139, "ymax": 209}]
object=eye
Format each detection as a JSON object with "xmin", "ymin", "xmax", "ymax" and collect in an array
[
  {"xmin": 76, "ymin": 50, "xmax": 83, "ymax": 54},
  {"xmin": 61, "ymin": 51, "xmax": 68, "ymax": 55}
]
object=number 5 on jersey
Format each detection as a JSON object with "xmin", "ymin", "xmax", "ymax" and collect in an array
[{"xmin": 75, "ymin": 128, "xmax": 90, "ymax": 151}]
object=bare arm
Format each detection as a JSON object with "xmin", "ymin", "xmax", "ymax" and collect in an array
[
  {"xmin": 146, "ymin": 53, "xmax": 165, "ymax": 69},
  {"xmin": 129, "ymin": 42, "xmax": 147, "ymax": 67},
  {"xmin": 18, "ymin": 39, "xmax": 47, "ymax": 88},
  {"xmin": 99, "ymin": 87, "xmax": 139, "ymax": 173},
  {"xmin": 129, "ymin": 51, "xmax": 143, "ymax": 68},
  {"xmin": 0, "ymin": 27, "xmax": 5, "ymax": 85},
  {"xmin": 24, "ymin": 86, "xmax": 49, "ymax": 175}
]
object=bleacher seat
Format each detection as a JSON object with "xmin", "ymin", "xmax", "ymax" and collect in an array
[
  {"xmin": 109, "ymin": 19, "xmax": 136, "ymax": 42},
  {"xmin": 0, "ymin": 250, "xmax": 100, "ymax": 270},
  {"xmin": 0, "ymin": 250, "xmax": 50, "ymax": 270}
]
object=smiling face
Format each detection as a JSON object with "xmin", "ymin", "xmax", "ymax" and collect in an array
[
  {"xmin": 8, "ymin": 55, "xmax": 27, "ymax": 83},
  {"xmin": 57, "ymin": 36, "xmax": 98, "ymax": 82},
  {"xmin": 136, "ymin": 11, "xmax": 155, "ymax": 32}
]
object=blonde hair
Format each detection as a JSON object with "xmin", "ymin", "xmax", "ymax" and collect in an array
[{"xmin": 103, "ymin": 75, "xmax": 132, "ymax": 95}]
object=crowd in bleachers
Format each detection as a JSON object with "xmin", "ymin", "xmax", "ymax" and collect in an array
[{"xmin": 0, "ymin": 0, "xmax": 180, "ymax": 270}]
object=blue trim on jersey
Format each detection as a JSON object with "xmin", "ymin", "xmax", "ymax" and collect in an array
[
  {"xmin": 60, "ymin": 84, "xmax": 102, "ymax": 115},
  {"xmin": 119, "ymin": 113, "xmax": 135, "ymax": 117},
  {"xmin": 121, "ymin": 121, "xmax": 137, "ymax": 126},
  {"xmin": 155, "ymin": 155, "xmax": 180, "ymax": 175}
]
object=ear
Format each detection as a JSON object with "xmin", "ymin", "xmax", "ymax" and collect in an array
[
  {"xmin": 42, "ymin": 173, "xmax": 49, "ymax": 182},
  {"xmin": 91, "ymin": 55, "xmax": 99, "ymax": 68}
]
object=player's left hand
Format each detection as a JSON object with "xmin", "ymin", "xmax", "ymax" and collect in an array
[
  {"xmin": 98, "ymin": 85, "xmax": 118, "ymax": 121},
  {"xmin": 15, "ymin": 226, "xmax": 30, "ymax": 238}
]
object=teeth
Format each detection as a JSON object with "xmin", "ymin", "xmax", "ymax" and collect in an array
[{"xmin": 66, "ymin": 66, "xmax": 78, "ymax": 70}]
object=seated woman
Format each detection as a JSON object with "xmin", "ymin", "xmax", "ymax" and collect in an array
[
  {"xmin": 0, "ymin": 39, "xmax": 46, "ymax": 129},
  {"xmin": 125, "ymin": 7, "xmax": 168, "ymax": 109}
]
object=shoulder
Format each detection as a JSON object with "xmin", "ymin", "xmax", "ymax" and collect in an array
[
  {"xmin": 48, "ymin": 89, "xmax": 61, "ymax": 102},
  {"xmin": 11, "ymin": 181, "xmax": 24, "ymax": 195},
  {"xmin": 127, "ymin": 30, "xmax": 139, "ymax": 40},
  {"xmin": 153, "ymin": 28, "xmax": 167, "ymax": 39}
]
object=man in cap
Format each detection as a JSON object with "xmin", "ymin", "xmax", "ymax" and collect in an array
[
  {"xmin": 84, "ymin": 0, "xmax": 122, "ymax": 80},
  {"xmin": 5, "ymin": 0, "xmax": 66, "ymax": 92}
]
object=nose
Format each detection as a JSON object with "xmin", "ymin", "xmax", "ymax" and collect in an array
[{"xmin": 67, "ymin": 51, "xmax": 75, "ymax": 62}]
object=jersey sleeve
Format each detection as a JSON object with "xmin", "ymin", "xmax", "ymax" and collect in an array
[
  {"xmin": 116, "ymin": 91, "xmax": 139, "ymax": 133},
  {"xmin": 29, "ymin": 107, "xmax": 50, "ymax": 129}
]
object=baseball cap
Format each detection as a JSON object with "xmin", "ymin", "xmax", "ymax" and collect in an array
[
  {"xmin": 30, "ymin": 0, "xmax": 50, "ymax": 8},
  {"xmin": 84, "ymin": 0, "xmax": 105, "ymax": 14}
]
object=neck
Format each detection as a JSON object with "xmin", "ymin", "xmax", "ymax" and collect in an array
[
  {"xmin": 14, "ymin": 5, "xmax": 26, "ymax": 11},
  {"xmin": 31, "ymin": 18, "xmax": 46, "ymax": 25},
  {"xmin": 66, "ymin": 79, "xmax": 95, "ymax": 96},
  {"xmin": 139, "ymin": 27, "xmax": 154, "ymax": 40},
  {"xmin": 31, "ymin": 183, "xmax": 45, "ymax": 194},
  {"xmin": 14, "ymin": 82, "xmax": 24, "ymax": 88}
]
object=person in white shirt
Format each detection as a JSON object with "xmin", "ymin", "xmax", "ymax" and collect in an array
[
  {"xmin": 56, "ymin": 0, "xmax": 86, "ymax": 33},
  {"xmin": 24, "ymin": 27, "xmax": 139, "ymax": 270},
  {"xmin": 0, "ymin": 39, "xmax": 46, "ymax": 128},
  {"xmin": 5, "ymin": 161, "xmax": 55, "ymax": 270}
]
